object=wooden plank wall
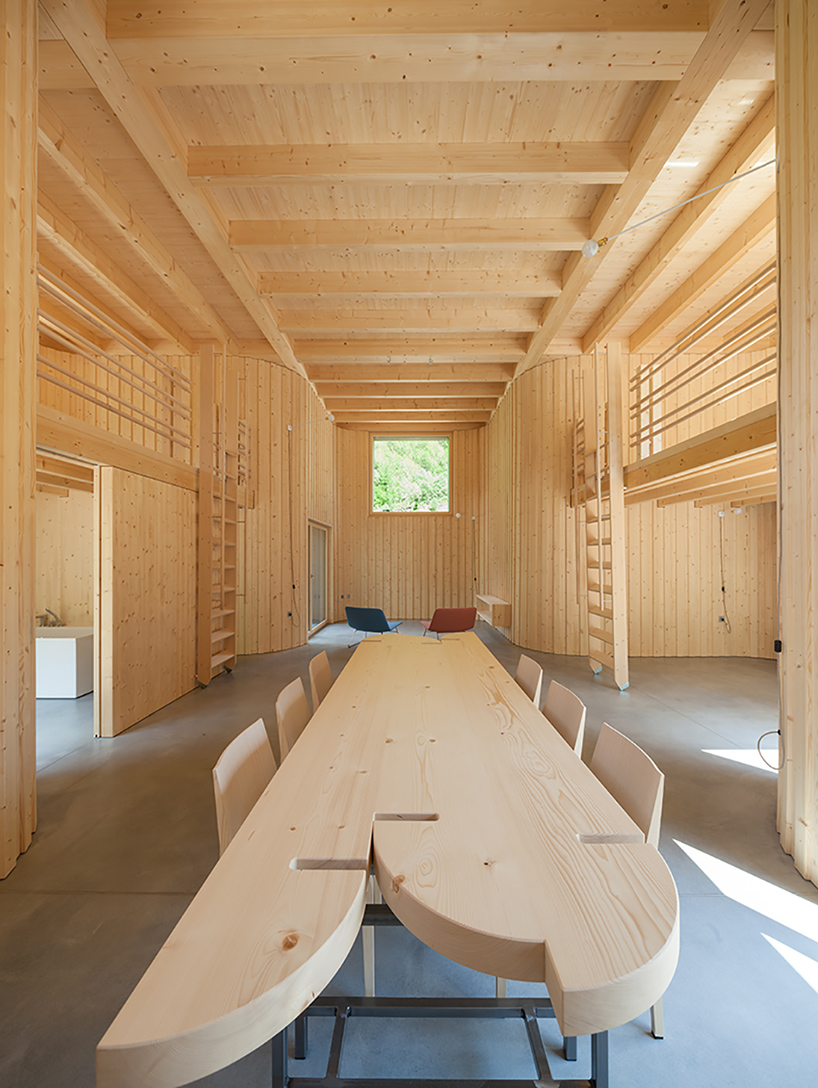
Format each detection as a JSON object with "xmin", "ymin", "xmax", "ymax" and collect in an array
[
  {"xmin": 96, "ymin": 467, "xmax": 197, "ymax": 737},
  {"xmin": 35, "ymin": 489, "xmax": 94, "ymax": 626},
  {"xmin": 776, "ymin": 0, "xmax": 818, "ymax": 885},
  {"xmin": 0, "ymin": 0, "xmax": 38, "ymax": 877},
  {"xmin": 236, "ymin": 357, "xmax": 335, "ymax": 653},
  {"xmin": 334, "ymin": 428, "xmax": 481, "ymax": 621},
  {"xmin": 481, "ymin": 355, "xmax": 777, "ymax": 659}
]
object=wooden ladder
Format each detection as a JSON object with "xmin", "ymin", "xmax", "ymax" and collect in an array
[
  {"xmin": 198, "ymin": 345, "xmax": 238, "ymax": 686},
  {"xmin": 582, "ymin": 344, "xmax": 629, "ymax": 691}
]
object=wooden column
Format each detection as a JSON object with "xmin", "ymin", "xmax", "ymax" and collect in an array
[
  {"xmin": 0, "ymin": 0, "xmax": 38, "ymax": 876},
  {"xmin": 776, "ymin": 0, "xmax": 818, "ymax": 886}
]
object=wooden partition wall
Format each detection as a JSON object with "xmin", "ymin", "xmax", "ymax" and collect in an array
[
  {"xmin": 334, "ymin": 428, "xmax": 481, "ymax": 620},
  {"xmin": 481, "ymin": 357, "xmax": 777, "ymax": 659},
  {"xmin": 0, "ymin": 0, "xmax": 37, "ymax": 877},
  {"xmin": 95, "ymin": 468, "xmax": 197, "ymax": 737},
  {"xmin": 777, "ymin": 0, "xmax": 818, "ymax": 884}
]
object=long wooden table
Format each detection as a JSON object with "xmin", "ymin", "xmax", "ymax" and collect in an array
[{"xmin": 97, "ymin": 633, "xmax": 679, "ymax": 1088}]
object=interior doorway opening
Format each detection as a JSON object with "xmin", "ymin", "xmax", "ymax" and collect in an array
[
  {"xmin": 309, "ymin": 522, "xmax": 329, "ymax": 636},
  {"xmin": 34, "ymin": 451, "xmax": 97, "ymax": 770}
]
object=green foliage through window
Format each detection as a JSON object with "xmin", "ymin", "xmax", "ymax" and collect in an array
[{"xmin": 372, "ymin": 437, "xmax": 450, "ymax": 512}]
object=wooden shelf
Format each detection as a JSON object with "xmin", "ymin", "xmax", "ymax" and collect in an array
[{"xmin": 475, "ymin": 593, "xmax": 511, "ymax": 628}]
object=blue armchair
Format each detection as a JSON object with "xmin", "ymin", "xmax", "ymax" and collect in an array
[{"xmin": 345, "ymin": 606, "xmax": 402, "ymax": 646}]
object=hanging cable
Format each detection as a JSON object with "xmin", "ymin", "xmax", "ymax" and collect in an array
[
  {"xmin": 581, "ymin": 159, "xmax": 776, "ymax": 257},
  {"xmin": 756, "ymin": 729, "xmax": 784, "ymax": 772},
  {"xmin": 718, "ymin": 512, "xmax": 733, "ymax": 635},
  {"xmin": 284, "ymin": 426, "xmax": 302, "ymax": 631}
]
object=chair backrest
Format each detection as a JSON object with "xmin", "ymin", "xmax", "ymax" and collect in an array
[
  {"xmin": 589, "ymin": 723, "xmax": 664, "ymax": 847},
  {"xmin": 309, "ymin": 650, "xmax": 334, "ymax": 710},
  {"xmin": 212, "ymin": 718, "xmax": 277, "ymax": 856},
  {"xmin": 428, "ymin": 607, "xmax": 477, "ymax": 633},
  {"xmin": 514, "ymin": 654, "xmax": 543, "ymax": 705},
  {"xmin": 276, "ymin": 677, "xmax": 312, "ymax": 760},
  {"xmin": 542, "ymin": 680, "xmax": 587, "ymax": 756},
  {"xmin": 345, "ymin": 606, "xmax": 390, "ymax": 634}
]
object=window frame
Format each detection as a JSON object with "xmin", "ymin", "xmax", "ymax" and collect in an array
[{"xmin": 369, "ymin": 432, "xmax": 453, "ymax": 517}]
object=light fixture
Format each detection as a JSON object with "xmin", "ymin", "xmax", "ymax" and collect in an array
[{"xmin": 581, "ymin": 157, "xmax": 776, "ymax": 258}]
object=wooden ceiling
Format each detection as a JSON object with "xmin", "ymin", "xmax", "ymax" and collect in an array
[{"xmin": 37, "ymin": 0, "xmax": 776, "ymax": 431}]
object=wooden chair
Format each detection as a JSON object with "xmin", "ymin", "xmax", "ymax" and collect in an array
[
  {"xmin": 590, "ymin": 722, "xmax": 666, "ymax": 1038},
  {"xmin": 212, "ymin": 718, "xmax": 277, "ymax": 856},
  {"xmin": 514, "ymin": 654, "xmax": 543, "ymax": 706},
  {"xmin": 542, "ymin": 680, "xmax": 587, "ymax": 757},
  {"xmin": 421, "ymin": 607, "xmax": 477, "ymax": 638},
  {"xmin": 309, "ymin": 650, "xmax": 334, "ymax": 710},
  {"xmin": 275, "ymin": 677, "xmax": 311, "ymax": 761}
]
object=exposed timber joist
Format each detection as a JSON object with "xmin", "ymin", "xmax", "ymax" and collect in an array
[
  {"xmin": 313, "ymin": 382, "xmax": 508, "ymax": 399},
  {"xmin": 276, "ymin": 308, "xmax": 542, "ymax": 333},
  {"xmin": 41, "ymin": 0, "xmax": 303, "ymax": 376},
  {"xmin": 38, "ymin": 99, "xmax": 235, "ymax": 345},
  {"xmin": 257, "ymin": 270, "xmax": 562, "ymax": 296},
  {"xmin": 323, "ymin": 397, "xmax": 497, "ymax": 411},
  {"xmin": 581, "ymin": 93, "xmax": 775, "ymax": 351},
  {"xmin": 629, "ymin": 195, "xmax": 776, "ymax": 352},
  {"xmin": 623, "ymin": 404, "xmax": 776, "ymax": 489},
  {"xmin": 189, "ymin": 143, "xmax": 630, "ymax": 186},
  {"xmin": 294, "ymin": 338, "xmax": 525, "ymax": 360},
  {"xmin": 331, "ymin": 410, "xmax": 491, "ymax": 423},
  {"xmin": 37, "ymin": 193, "xmax": 198, "ymax": 353},
  {"xmin": 656, "ymin": 470, "xmax": 777, "ymax": 506},
  {"xmin": 307, "ymin": 364, "xmax": 515, "ymax": 383},
  {"xmin": 517, "ymin": 0, "xmax": 773, "ymax": 374},
  {"xmin": 230, "ymin": 219, "xmax": 590, "ymax": 250}
]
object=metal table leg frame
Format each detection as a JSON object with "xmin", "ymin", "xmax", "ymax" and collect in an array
[{"xmin": 286, "ymin": 996, "xmax": 608, "ymax": 1088}]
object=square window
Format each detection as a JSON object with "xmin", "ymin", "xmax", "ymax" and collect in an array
[{"xmin": 372, "ymin": 436, "xmax": 450, "ymax": 513}]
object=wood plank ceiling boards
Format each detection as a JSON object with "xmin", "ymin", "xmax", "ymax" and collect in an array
[{"xmin": 37, "ymin": 0, "xmax": 774, "ymax": 430}]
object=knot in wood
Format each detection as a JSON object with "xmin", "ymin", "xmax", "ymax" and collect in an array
[
  {"xmin": 392, "ymin": 874, "xmax": 406, "ymax": 894},
  {"xmin": 281, "ymin": 932, "xmax": 299, "ymax": 951}
]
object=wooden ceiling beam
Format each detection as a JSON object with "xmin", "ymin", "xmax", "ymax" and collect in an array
[
  {"xmin": 335, "ymin": 421, "xmax": 484, "ymax": 432},
  {"xmin": 324, "ymin": 398, "xmax": 497, "ymax": 411},
  {"xmin": 581, "ymin": 93, "xmax": 775, "ymax": 352},
  {"xmin": 308, "ymin": 363, "xmax": 514, "ymax": 382},
  {"xmin": 277, "ymin": 308, "xmax": 541, "ymax": 333},
  {"xmin": 331, "ymin": 410, "xmax": 491, "ymax": 423},
  {"xmin": 258, "ymin": 270, "xmax": 561, "ymax": 296},
  {"xmin": 36, "ymin": 454, "xmax": 95, "ymax": 482},
  {"xmin": 624, "ymin": 450, "xmax": 776, "ymax": 505},
  {"xmin": 230, "ymin": 218, "xmax": 590, "ymax": 250},
  {"xmin": 629, "ymin": 194, "xmax": 776, "ymax": 352},
  {"xmin": 518, "ymin": 0, "xmax": 773, "ymax": 373},
  {"xmin": 106, "ymin": 1, "xmax": 711, "ymax": 37},
  {"xmin": 189, "ymin": 143, "xmax": 629, "ymax": 187},
  {"xmin": 41, "ymin": 0, "xmax": 302, "ymax": 375},
  {"xmin": 685, "ymin": 479, "xmax": 777, "ymax": 506},
  {"xmin": 657, "ymin": 471, "xmax": 777, "ymax": 505},
  {"xmin": 38, "ymin": 99, "xmax": 234, "ymax": 346},
  {"xmin": 315, "ymin": 382, "xmax": 508, "ymax": 398},
  {"xmin": 37, "ymin": 193, "xmax": 198, "ymax": 353},
  {"xmin": 295, "ymin": 337, "xmax": 525, "ymax": 360}
]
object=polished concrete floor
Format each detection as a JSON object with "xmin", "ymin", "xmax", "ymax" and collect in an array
[{"xmin": 2, "ymin": 622, "xmax": 816, "ymax": 1087}]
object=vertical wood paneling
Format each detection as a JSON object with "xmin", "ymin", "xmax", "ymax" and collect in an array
[
  {"xmin": 482, "ymin": 356, "xmax": 776, "ymax": 660},
  {"xmin": 96, "ymin": 468, "xmax": 197, "ymax": 737},
  {"xmin": 35, "ymin": 489, "xmax": 94, "ymax": 625},
  {"xmin": 776, "ymin": 0, "xmax": 818, "ymax": 885},
  {"xmin": 334, "ymin": 429, "xmax": 480, "ymax": 620},
  {"xmin": 0, "ymin": 0, "xmax": 37, "ymax": 876},
  {"xmin": 236, "ymin": 359, "xmax": 335, "ymax": 653}
]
